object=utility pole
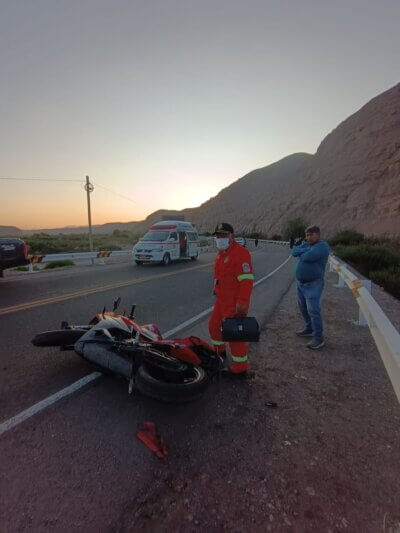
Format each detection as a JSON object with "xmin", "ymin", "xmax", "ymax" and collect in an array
[{"xmin": 85, "ymin": 175, "xmax": 94, "ymax": 264}]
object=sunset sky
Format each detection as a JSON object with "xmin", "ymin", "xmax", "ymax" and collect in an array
[{"xmin": 1, "ymin": 0, "xmax": 399, "ymax": 230}]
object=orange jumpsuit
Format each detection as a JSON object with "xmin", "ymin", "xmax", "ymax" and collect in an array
[{"xmin": 208, "ymin": 240, "xmax": 254, "ymax": 373}]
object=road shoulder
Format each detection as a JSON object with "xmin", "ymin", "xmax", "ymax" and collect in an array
[{"xmin": 130, "ymin": 271, "xmax": 400, "ymax": 532}]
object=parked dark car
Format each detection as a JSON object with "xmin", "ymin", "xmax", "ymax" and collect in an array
[{"xmin": 0, "ymin": 238, "xmax": 29, "ymax": 277}]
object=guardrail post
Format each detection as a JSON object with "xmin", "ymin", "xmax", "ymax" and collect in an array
[
  {"xmin": 334, "ymin": 272, "xmax": 345, "ymax": 288},
  {"xmin": 357, "ymin": 280, "xmax": 372, "ymax": 326}
]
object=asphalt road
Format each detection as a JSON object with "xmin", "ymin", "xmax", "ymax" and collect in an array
[{"xmin": 0, "ymin": 243, "xmax": 294, "ymax": 532}]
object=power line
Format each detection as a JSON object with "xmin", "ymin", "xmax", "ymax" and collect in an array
[
  {"xmin": 0, "ymin": 177, "xmax": 83, "ymax": 182},
  {"xmin": 1, "ymin": 177, "xmax": 136, "ymax": 204},
  {"xmin": 94, "ymin": 182, "xmax": 137, "ymax": 204},
  {"xmin": 1, "ymin": 176, "xmax": 137, "ymax": 204}
]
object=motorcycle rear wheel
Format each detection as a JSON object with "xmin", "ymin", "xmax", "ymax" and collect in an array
[
  {"xmin": 135, "ymin": 364, "xmax": 208, "ymax": 403},
  {"xmin": 32, "ymin": 329, "xmax": 87, "ymax": 347}
]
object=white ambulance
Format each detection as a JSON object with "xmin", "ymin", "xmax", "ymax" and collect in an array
[{"xmin": 132, "ymin": 220, "xmax": 199, "ymax": 265}]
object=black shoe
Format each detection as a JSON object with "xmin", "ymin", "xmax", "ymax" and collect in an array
[
  {"xmin": 296, "ymin": 328, "xmax": 313, "ymax": 337},
  {"xmin": 307, "ymin": 338, "xmax": 325, "ymax": 350}
]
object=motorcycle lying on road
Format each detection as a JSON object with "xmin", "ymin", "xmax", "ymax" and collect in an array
[{"xmin": 31, "ymin": 298, "xmax": 223, "ymax": 403}]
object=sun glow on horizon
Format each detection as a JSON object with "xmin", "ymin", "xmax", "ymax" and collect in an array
[{"xmin": 0, "ymin": 171, "xmax": 231, "ymax": 230}]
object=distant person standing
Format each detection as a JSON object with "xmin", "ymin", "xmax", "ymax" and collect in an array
[
  {"xmin": 254, "ymin": 238, "xmax": 259, "ymax": 248},
  {"xmin": 289, "ymin": 237, "xmax": 295, "ymax": 249},
  {"xmin": 291, "ymin": 226, "xmax": 330, "ymax": 350}
]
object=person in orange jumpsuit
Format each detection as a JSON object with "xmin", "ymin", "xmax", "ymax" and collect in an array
[{"xmin": 209, "ymin": 223, "xmax": 254, "ymax": 374}]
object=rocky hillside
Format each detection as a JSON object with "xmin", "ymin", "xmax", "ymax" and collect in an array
[
  {"xmin": 297, "ymin": 82, "xmax": 400, "ymax": 236},
  {"xmin": 111, "ymin": 82, "xmax": 400, "ymax": 238}
]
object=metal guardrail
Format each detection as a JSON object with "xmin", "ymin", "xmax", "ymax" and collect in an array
[
  {"xmin": 27, "ymin": 250, "xmax": 130, "ymax": 268},
  {"xmin": 329, "ymin": 254, "xmax": 400, "ymax": 404},
  {"xmin": 27, "ymin": 244, "xmax": 217, "ymax": 270},
  {"xmin": 27, "ymin": 238, "xmax": 289, "ymax": 267},
  {"xmin": 254, "ymin": 239, "xmax": 289, "ymax": 246}
]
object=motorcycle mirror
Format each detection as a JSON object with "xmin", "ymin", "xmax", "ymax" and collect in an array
[
  {"xmin": 113, "ymin": 297, "xmax": 121, "ymax": 311},
  {"xmin": 129, "ymin": 304, "xmax": 136, "ymax": 319}
]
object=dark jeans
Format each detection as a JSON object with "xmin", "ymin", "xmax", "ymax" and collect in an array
[{"xmin": 296, "ymin": 280, "xmax": 324, "ymax": 341}]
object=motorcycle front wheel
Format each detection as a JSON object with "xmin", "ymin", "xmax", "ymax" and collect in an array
[
  {"xmin": 32, "ymin": 329, "xmax": 87, "ymax": 347},
  {"xmin": 135, "ymin": 364, "xmax": 208, "ymax": 403}
]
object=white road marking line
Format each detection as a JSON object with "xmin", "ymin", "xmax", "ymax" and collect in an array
[
  {"xmin": 254, "ymin": 255, "xmax": 292, "ymax": 286},
  {"xmin": 0, "ymin": 261, "xmax": 214, "ymax": 316},
  {"xmin": 163, "ymin": 255, "xmax": 292, "ymax": 337},
  {"xmin": 163, "ymin": 308, "xmax": 213, "ymax": 338},
  {"xmin": 0, "ymin": 253, "xmax": 292, "ymax": 436},
  {"xmin": 0, "ymin": 372, "xmax": 102, "ymax": 437}
]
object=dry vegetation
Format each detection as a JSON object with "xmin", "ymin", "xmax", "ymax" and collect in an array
[{"xmin": 23, "ymin": 230, "xmax": 141, "ymax": 255}]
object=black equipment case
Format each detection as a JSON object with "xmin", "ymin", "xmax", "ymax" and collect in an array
[{"xmin": 221, "ymin": 317, "xmax": 260, "ymax": 342}]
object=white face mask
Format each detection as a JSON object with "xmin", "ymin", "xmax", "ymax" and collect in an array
[{"xmin": 215, "ymin": 237, "xmax": 230, "ymax": 250}]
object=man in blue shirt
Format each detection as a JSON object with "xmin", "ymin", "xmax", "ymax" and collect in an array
[{"xmin": 291, "ymin": 225, "xmax": 330, "ymax": 349}]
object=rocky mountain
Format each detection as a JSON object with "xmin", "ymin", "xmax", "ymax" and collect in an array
[
  {"xmin": 296, "ymin": 82, "xmax": 400, "ymax": 236},
  {"xmin": 3, "ymin": 82, "xmax": 399, "ymax": 238},
  {"xmin": 181, "ymin": 153, "xmax": 313, "ymax": 235},
  {"xmin": 69, "ymin": 153, "xmax": 313, "ymax": 237},
  {"xmin": 179, "ymin": 82, "xmax": 400, "ymax": 237}
]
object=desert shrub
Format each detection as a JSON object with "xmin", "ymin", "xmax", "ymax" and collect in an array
[
  {"xmin": 370, "ymin": 266, "xmax": 400, "ymax": 299},
  {"xmin": 23, "ymin": 233, "xmax": 132, "ymax": 254},
  {"xmin": 44, "ymin": 260, "xmax": 75, "ymax": 269},
  {"xmin": 93, "ymin": 241, "xmax": 122, "ymax": 251},
  {"xmin": 24, "ymin": 238, "xmax": 61, "ymax": 254},
  {"xmin": 282, "ymin": 217, "xmax": 309, "ymax": 241},
  {"xmin": 329, "ymin": 230, "xmax": 365, "ymax": 246},
  {"xmin": 333, "ymin": 244, "xmax": 400, "ymax": 274},
  {"xmin": 245, "ymin": 232, "xmax": 268, "ymax": 240},
  {"xmin": 112, "ymin": 229, "xmax": 135, "ymax": 239}
]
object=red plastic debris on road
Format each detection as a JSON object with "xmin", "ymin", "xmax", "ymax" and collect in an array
[{"xmin": 137, "ymin": 422, "xmax": 168, "ymax": 459}]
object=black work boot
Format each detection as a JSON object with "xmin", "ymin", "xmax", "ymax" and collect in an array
[
  {"xmin": 307, "ymin": 338, "xmax": 325, "ymax": 350},
  {"xmin": 296, "ymin": 328, "xmax": 313, "ymax": 337}
]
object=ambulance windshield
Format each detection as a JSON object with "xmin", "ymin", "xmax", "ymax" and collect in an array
[{"xmin": 141, "ymin": 231, "xmax": 169, "ymax": 242}]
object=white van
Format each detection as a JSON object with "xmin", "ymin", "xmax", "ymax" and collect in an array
[{"xmin": 132, "ymin": 220, "xmax": 199, "ymax": 265}]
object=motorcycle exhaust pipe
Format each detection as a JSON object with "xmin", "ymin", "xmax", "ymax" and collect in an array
[{"xmin": 75, "ymin": 341, "xmax": 133, "ymax": 378}]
